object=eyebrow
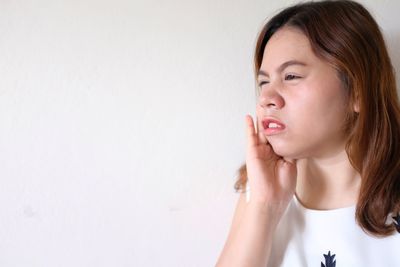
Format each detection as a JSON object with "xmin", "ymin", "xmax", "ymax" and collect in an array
[{"xmin": 257, "ymin": 60, "xmax": 307, "ymax": 77}]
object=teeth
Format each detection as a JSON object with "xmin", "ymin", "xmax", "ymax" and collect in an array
[{"xmin": 268, "ymin": 122, "xmax": 281, "ymax": 128}]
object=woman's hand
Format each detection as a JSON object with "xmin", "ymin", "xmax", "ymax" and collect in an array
[{"xmin": 245, "ymin": 114, "xmax": 297, "ymax": 211}]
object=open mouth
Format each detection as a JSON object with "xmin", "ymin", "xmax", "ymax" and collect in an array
[{"xmin": 262, "ymin": 118, "xmax": 286, "ymax": 135}]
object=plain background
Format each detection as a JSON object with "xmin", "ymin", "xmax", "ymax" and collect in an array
[{"xmin": 0, "ymin": 0, "xmax": 399, "ymax": 266}]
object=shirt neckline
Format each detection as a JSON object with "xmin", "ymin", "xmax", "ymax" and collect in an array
[{"xmin": 293, "ymin": 193, "xmax": 356, "ymax": 214}]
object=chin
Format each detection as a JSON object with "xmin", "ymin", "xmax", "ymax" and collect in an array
[{"xmin": 269, "ymin": 142, "xmax": 301, "ymax": 160}]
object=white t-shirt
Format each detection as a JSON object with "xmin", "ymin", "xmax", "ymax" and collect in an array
[{"xmin": 245, "ymin": 187, "xmax": 400, "ymax": 266}]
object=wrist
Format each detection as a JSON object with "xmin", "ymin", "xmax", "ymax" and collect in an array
[{"xmin": 245, "ymin": 200, "xmax": 286, "ymax": 227}]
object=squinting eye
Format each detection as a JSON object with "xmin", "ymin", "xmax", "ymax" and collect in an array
[
  {"xmin": 258, "ymin": 81, "xmax": 269, "ymax": 87},
  {"xmin": 285, "ymin": 74, "xmax": 300, "ymax": 80}
]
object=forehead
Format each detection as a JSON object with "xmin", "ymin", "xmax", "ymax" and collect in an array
[{"xmin": 260, "ymin": 27, "xmax": 315, "ymax": 70}]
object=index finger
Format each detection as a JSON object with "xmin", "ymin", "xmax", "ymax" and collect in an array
[
  {"xmin": 256, "ymin": 117, "xmax": 268, "ymax": 145},
  {"xmin": 245, "ymin": 114, "xmax": 259, "ymax": 147}
]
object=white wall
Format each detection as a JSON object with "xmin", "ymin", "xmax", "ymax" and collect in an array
[{"xmin": 0, "ymin": 1, "xmax": 398, "ymax": 266}]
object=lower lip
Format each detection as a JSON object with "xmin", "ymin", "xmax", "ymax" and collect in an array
[{"xmin": 264, "ymin": 127, "xmax": 285, "ymax": 136}]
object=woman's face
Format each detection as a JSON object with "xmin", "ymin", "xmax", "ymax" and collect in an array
[{"xmin": 256, "ymin": 27, "xmax": 350, "ymax": 160}]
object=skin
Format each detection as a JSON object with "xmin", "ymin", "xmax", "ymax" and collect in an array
[
  {"xmin": 257, "ymin": 27, "xmax": 349, "ymax": 160},
  {"xmin": 255, "ymin": 26, "xmax": 360, "ymax": 209},
  {"xmin": 216, "ymin": 26, "xmax": 361, "ymax": 267}
]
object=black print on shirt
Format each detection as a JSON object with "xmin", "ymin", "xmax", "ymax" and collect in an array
[
  {"xmin": 393, "ymin": 214, "xmax": 400, "ymax": 233},
  {"xmin": 321, "ymin": 251, "xmax": 336, "ymax": 267}
]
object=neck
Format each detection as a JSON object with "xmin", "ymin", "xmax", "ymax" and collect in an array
[{"xmin": 295, "ymin": 149, "xmax": 361, "ymax": 210}]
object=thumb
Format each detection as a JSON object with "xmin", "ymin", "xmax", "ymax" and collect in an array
[
  {"xmin": 284, "ymin": 157, "xmax": 297, "ymax": 165},
  {"xmin": 277, "ymin": 159, "xmax": 298, "ymax": 188}
]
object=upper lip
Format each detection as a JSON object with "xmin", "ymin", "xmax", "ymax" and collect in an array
[{"xmin": 261, "ymin": 117, "xmax": 286, "ymax": 130}]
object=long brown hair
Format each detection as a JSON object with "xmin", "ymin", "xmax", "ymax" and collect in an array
[{"xmin": 235, "ymin": 0, "xmax": 400, "ymax": 237}]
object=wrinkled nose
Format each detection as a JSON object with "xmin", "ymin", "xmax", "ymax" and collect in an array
[{"xmin": 258, "ymin": 89, "xmax": 285, "ymax": 109}]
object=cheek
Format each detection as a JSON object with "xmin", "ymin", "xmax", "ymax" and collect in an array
[
  {"xmin": 285, "ymin": 89, "xmax": 348, "ymax": 140},
  {"xmin": 292, "ymin": 79, "xmax": 347, "ymax": 117},
  {"xmin": 256, "ymin": 105, "xmax": 265, "ymax": 123},
  {"xmin": 290, "ymin": 98, "xmax": 346, "ymax": 132}
]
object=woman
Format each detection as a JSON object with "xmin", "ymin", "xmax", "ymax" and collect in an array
[{"xmin": 216, "ymin": 1, "xmax": 400, "ymax": 266}]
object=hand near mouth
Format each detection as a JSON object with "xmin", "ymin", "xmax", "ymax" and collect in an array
[{"xmin": 245, "ymin": 114, "xmax": 297, "ymax": 212}]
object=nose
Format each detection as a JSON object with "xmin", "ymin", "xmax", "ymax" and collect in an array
[{"xmin": 258, "ymin": 87, "xmax": 285, "ymax": 109}]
